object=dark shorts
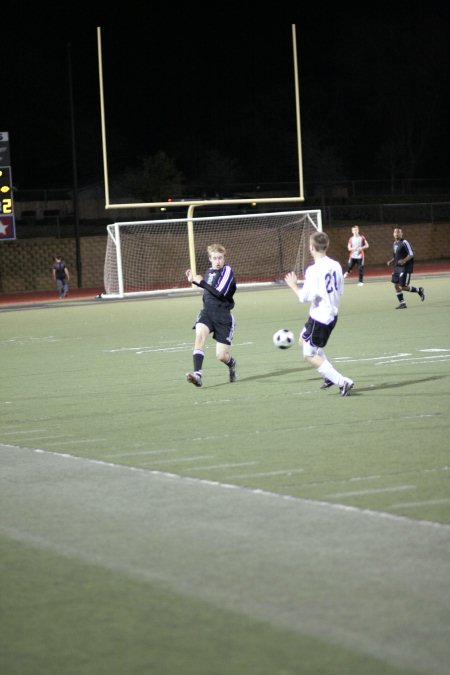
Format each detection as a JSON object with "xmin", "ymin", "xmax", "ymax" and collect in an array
[
  {"xmin": 391, "ymin": 267, "xmax": 411, "ymax": 286},
  {"xmin": 194, "ymin": 309, "xmax": 235, "ymax": 345},
  {"xmin": 348, "ymin": 258, "xmax": 364, "ymax": 270},
  {"xmin": 301, "ymin": 316, "xmax": 337, "ymax": 349}
]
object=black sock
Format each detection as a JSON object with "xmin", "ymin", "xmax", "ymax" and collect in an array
[{"xmin": 193, "ymin": 351, "xmax": 204, "ymax": 372}]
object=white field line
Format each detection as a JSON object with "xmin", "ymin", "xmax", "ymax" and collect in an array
[
  {"xmin": 0, "ymin": 335, "xmax": 59, "ymax": 344},
  {"xmin": 225, "ymin": 468, "xmax": 305, "ymax": 479},
  {"xmin": 285, "ymin": 465, "xmax": 450, "ymax": 489},
  {"xmin": 334, "ymin": 349, "xmax": 450, "ymax": 365},
  {"xmin": 0, "ymin": 432, "xmax": 106, "ymax": 445},
  {"xmin": 168, "ymin": 411, "xmax": 442, "ymax": 439},
  {"xmin": 188, "ymin": 462, "xmax": 258, "ymax": 471},
  {"xmin": 103, "ymin": 340, "xmax": 253, "ymax": 355},
  {"xmin": 146, "ymin": 454, "xmax": 217, "ymax": 464},
  {"xmin": 375, "ymin": 356, "xmax": 450, "ymax": 366},
  {"xmin": 5, "ymin": 415, "xmax": 441, "ymax": 469},
  {"xmin": 104, "ymin": 448, "xmax": 180, "ymax": 457},
  {"xmin": 100, "ymin": 346, "xmax": 450, "ymax": 359},
  {"xmin": 3, "ymin": 442, "xmax": 449, "ymax": 531},
  {"xmin": 390, "ymin": 499, "xmax": 450, "ymax": 509},
  {"xmin": 11, "ymin": 434, "xmax": 74, "ymax": 441},
  {"xmin": 2, "ymin": 442, "xmax": 450, "ymax": 675},
  {"xmin": 224, "ymin": 464, "xmax": 448, "ymax": 483},
  {"xmin": 44, "ymin": 438, "xmax": 107, "ymax": 446},
  {"xmin": 0, "ymin": 428, "xmax": 47, "ymax": 435},
  {"xmin": 327, "ymin": 485, "xmax": 415, "ymax": 498}
]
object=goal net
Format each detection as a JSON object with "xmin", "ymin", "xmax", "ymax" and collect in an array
[{"xmin": 102, "ymin": 209, "xmax": 322, "ymax": 298}]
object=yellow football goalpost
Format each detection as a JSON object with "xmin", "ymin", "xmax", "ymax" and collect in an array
[
  {"xmin": 97, "ymin": 25, "xmax": 304, "ymax": 216},
  {"xmin": 96, "ymin": 26, "xmax": 321, "ymax": 298}
]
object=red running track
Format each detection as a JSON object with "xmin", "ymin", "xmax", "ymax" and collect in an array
[{"xmin": 0, "ymin": 262, "xmax": 449, "ymax": 307}]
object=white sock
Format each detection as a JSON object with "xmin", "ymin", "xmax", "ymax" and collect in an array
[{"xmin": 317, "ymin": 360, "xmax": 345, "ymax": 387}]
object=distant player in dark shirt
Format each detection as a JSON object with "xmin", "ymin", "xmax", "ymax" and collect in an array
[
  {"xmin": 52, "ymin": 255, "xmax": 70, "ymax": 299},
  {"xmin": 387, "ymin": 227, "xmax": 425, "ymax": 309},
  {"xmin": 185, "ymin": 244, "xmax": 237, "ymax": 387}
]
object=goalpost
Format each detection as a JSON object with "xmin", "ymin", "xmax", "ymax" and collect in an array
[
  {"xmin": 102, "ymin": 209, "xmax": 322, "ymax": 299},
  {"xmin": 97, "ymin": 25, "xmax": 305, "ymax": 214},
  {"xmin": 98, "ymin": 26, "xmax": 318, "ymax": 299}
]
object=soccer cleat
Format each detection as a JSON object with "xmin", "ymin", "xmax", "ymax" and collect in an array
[
  {"xmin": 320, "ymin": 378, "xmax": 334, "ymax": 389},
  {"xmin": 418, "ymin": 287, "xmax": 425, "ymax": 302},
  {"xmin": 229, "ymin": 358, "xmax": 237, "ymax": 383},
  {"xmin": 343, "ymin": 272, "xmax": 349, "ymax": 278},
  {"xmin": 396, "ymin": 303, "xmax": 407, "ymax": 309},
  {"xmin": 358, "ymin": 282, "xmax": 364, "ymax": 286},
  {"xmin": 340, "ymin": 378, "xmax": 354, "ymax": 397},
  {"xmin": 186, "ymin": 372, "xmax": 202, "ymax": 387}
]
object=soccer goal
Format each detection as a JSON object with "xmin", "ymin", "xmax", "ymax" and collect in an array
[{"xmin": 102, "ymin": 209, "xmax": 322, "ymax": 299}]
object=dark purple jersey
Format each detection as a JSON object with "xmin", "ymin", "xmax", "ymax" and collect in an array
[
  {"xmin": 392, "ymin": 238, "xmax": 414, "ymax": 273},
  {"xmin": 196, "ymin": 265, "xmax": 236, "ymax": 311}
]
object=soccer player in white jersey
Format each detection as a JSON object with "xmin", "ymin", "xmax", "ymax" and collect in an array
[
  {"xmin": 284, "ymin": 230, "xmax": 354, "ymax": 396},
  {"xmin": 343, "ymin": 225, "xmax": 369, "ymax": 285}
]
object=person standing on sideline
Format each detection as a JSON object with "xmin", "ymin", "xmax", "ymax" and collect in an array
[
  {"xmin": 387, "ymin": 227, "xmax": 425, "ymax": 309},
  {"xmin": 185, "ymin": 243, "xmax": 237, "ymax": 387},
  {"xmin": 284, "ymin": 230, "xmax": 354, "ymax": 396},
  {"xmin": 343, "ymin": 225, "xmax": 369, "ymax": 285},
  {"xmin": 52, "ymin": 256, "xmax": 70, "ymax": 299}
]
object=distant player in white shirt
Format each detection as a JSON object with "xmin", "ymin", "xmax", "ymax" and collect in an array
[
  {"xmin": 344, "ymin": 225, "xmax": 369, "ymax": 285},
  {"xmin": 284, "ymin": 230, "xmax": 354, "ymax": 396}
]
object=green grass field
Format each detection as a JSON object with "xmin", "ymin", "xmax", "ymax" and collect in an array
[{"xmin": 1, "ymin": 274, "xmax": 450, "ymax": 675}]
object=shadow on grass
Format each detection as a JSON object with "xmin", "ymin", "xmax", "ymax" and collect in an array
[
  {"xmin": 205, "ymin": 371, "xmax": 445, "ymax": 394},
  {"xmin": 243, "ymin": 367, "xmax": 307, "ymax": 382},
  {"xmin": 308, "ymin": 374, "xmax": 446, "ymax": 396},
  {"xmin": 351, "ymin": 375, "xmax": 446, "ymax": 393},
  {"xmin": 204, "ymin": 367, "xmax": 308, "ymax": 388}
]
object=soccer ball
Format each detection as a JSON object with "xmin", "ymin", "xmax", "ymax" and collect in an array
[{"xmin": 273, "ymin": 328, "xmax": 295, "ymax": 349}]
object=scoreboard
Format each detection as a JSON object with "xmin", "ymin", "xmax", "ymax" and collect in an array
[{"xmin": 0, "ymin": 131, "xmax": 16, "ymax": 241}]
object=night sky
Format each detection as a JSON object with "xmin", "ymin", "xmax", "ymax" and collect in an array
[{"xmin": 5, "ymin": 1, "xmax": 450, "ymax": 191}]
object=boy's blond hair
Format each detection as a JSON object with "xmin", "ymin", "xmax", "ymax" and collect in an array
[{"xmin": 207, "ymin": 244, "xmax": 226, "ymax": 256}]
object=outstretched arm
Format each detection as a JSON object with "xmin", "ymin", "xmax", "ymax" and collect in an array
[
  {"xmin": 191, "ymin": 265, "xmax": 235, "ymax": 300},
  {"xmin": 186, "ymin": 269, "xmax": 203, "ymax": 285},
  {"xmin": 285, "ymin": 271, "xmax": 300, "ymax": 296},
  {"xmin": 285, "ymin": 270, "xmax": 317, "ymax": 305}
]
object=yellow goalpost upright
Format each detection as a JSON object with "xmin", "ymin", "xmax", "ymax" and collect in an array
[
  {"xmin": 96, "ymin": 25, "xmax": 321, "ymax": 298},
  {"xmin": 97, "ymin": 25, "xmax": 304, "ymax": 218}
]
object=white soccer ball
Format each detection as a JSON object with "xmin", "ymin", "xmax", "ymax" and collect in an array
[{"xmin": 273, "ymin": 328, "xmax": 295, "ymax": 349}]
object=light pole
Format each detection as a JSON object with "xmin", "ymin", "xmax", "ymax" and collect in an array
[{"xmin": 67, "ymin": 42, "xmax": 82, "ymax": 287}]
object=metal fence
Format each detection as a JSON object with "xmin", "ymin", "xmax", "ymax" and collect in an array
[{"xmin": 323, "ymin": 202, "xmax": 450, "ymax": 226}]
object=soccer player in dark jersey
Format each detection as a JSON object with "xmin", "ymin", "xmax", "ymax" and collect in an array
[
  {"xmin": 185, "ymin": 244, "xmax": 237, "ymax": 387},
  {"xmin": 52, "ymin": 255, "xmax": 70, "ymax": 299},
  {"xmin": 387, "ymin": 227, "xmax": 425, "ymax": 309}
]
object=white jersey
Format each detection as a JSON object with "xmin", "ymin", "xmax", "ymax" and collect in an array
[
  {"xmin": 348, "ymin": 234, "xmax": 367, "ymax": 260},
  {"xmin": 297, "ymin": 255, "xmax": 344, "ymax": 325}
]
